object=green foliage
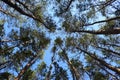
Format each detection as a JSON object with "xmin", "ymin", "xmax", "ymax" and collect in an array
[
  {"xmin": 116, "ymin": 60, "xmax": 120, "ymax": 64},
  {"xmin": 38, "ymin": 62, "xmax": 46, "ymax": 70},
  {"xmin": 0, "ymin": 72, "xmax": 11, "ymax": 80},
  {"xmin": 52, "ymin": 46, "xmax": 57, "ymax": 53},
  {"xmin": 93, "ymin": 72, "xmax": 107, "ymax": 80},
  {"xmin": 38, "ymin": 50, "xmax": 45, "ymax": 59},
  {"xmin": 78, "ymin": 34, "xmax": 95, "ymax": 49},
  {"xmin": 85, "ymin": 55, "xmax": 93, "ymax": 63},
  {"xmin": 62, "ymin": 21, "xmax": 71, "ymax": 32},
  {"xmin": 0, "ymin": 24, "xmax": 3, "ymax": 31},
  {"xmin": 37, "ymin": 61, "xmax": 47, "ymax": 77},
  {"xmin": 70, "ymin": 59, "xmax": 82, "ymax": 68},
  {"xmin": 65, "ymin": 37, "xmax": 75, "ymax": 47},
  {"xmin": 0, "ymin": 20, "xmax": 4, "ymax": 35},
  {"xmin": 52, "ymin": 62, "xmax": 68, "ymax": 80},
  {"xmin": 85, "ymin": 55, "xmax": 97, "ymax": 72},
  {"xmin": 58, "ymin": 50, "xmax": 65, "ymax": 59},
  {"xmin": 54, "ymin": 37, "xmax": 63, "ymax": 46},
  {"xmin": 0, "ymin": 0, "xmax": 120, "ymax": 80},
  {"xmin": 33, "ymin": 5, "xmax": 43, "ymax": 18},
  {"xmin": 87, "ymin": 7, "xmax": 95, "ymax": 18},
  {"xmin": 22, "ymin": 69, "xmax": 35, "ymax": 80},
  {"xmin": 100, "ymin": 21, "xmax": 116, "ymax": 30}
]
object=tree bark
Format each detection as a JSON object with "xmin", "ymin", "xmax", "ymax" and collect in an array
[
  {"xmin": 85, "ymin": 16, "xmax": 120, "ymax": 26},
  {"xmin": 1, "ymin": 0, "xmax": 50, "ymax": 29},
  {"xmin": 71, "ymin": 28, "xmax": 120, "ymax": 34},
  {"xmin": 76, "ymin": 47, "xmax": 120, "ymax": 75},
  {"xmin": 62, "ymin": 50, "xmax": 80, "ymax": 80},
  {"xmin": 14, "ymin": 55, "xmax": 38, "ymax": 80}
]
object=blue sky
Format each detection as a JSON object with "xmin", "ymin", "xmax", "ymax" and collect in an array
[{"xmin": 0, "ymin": 0, "xmax": 120, "ymax": 80}]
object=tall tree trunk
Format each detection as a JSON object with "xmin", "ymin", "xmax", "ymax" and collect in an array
[
  {"xmin": 62, "ymin": 50, "xmax": 80, "ymax": 80},
  {"xmin": 76, "ymin": 47, "xmax": 120, "ymax": 75}
]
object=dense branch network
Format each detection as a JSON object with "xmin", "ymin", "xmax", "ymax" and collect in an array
[
  {"xmin": 14, "ymin": 55, "xmax": 39, "ymax": 80},
  {"xmin": 76, "ymin": 47, "xmax": 120, "ymax": 75},
  {"xmin": 1, "ymin": 0, "xmax": 50, "ymax": 29},
  {"xmin": 0, "ymin": 0, "xmax": 120, "ymax": 80},
  {"xmin": 70, "ymin": 16, "xmax": 120, "ymax": 34}
]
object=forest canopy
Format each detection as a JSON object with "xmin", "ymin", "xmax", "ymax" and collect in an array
[{"xmin": 0, "ymin": 0, "xmax": 120, "ymax": 80}]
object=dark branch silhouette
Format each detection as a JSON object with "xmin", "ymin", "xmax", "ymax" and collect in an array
[
  {"xmin": 58, "ymin": 0, "xmax": 74, "ymax": 15},
  {"xmin": 76, "ymin": 47, "xmax": 120, "ymax": 75},
  {"xmin": 0, "ymin": 7, "xmax": 16, "ymax": 17},
  {"xmin": 1, "ymin": 0, "xmax": 50, "ymax": 29},
  {"xmin": 14, "ymin": 55, "xmax": 38, "ymax": 80},
  {"xmin": 71, "ymin": 28, "xmax": 120, "ymax": 34},
  {"xmin": 97, "ymin": 46, "xmax": 120, "ymax": 56},
  {"xmin": 85, "ymin": 16, "xmax": 120, "ymax": 26}
]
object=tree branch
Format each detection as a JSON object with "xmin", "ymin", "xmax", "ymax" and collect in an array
[
  {"xmin": 0, "ymin": 61, "xmax": 12, "ymax": 70},
  {"xmin": 76, "ymin": 47, "xmax": 120, "ymax": 75},
  {"xmin": 58, "ymin": 0, "xmax": 74, "ymax": 15},
  {"xmin": 1, "ymin": 0, "xmax": 50, "ymax": 29},
  {"xmin": 62, "ymin": 49, "xmax": 80, "ymax": 80},
  {"xmin": 15, "ymin": 0, "xmax": 31, "ymax": 12},
  {"xmin": 85, "ymin": 16, "xmax": 120, "ymax": 26},
  {"xmin": 102, "ymin": 43, "xmax": 120, "ymax": 47},
  {"xmin": 71, "ymin": 28, "xmax": 120, "ymax": 34},
  {"xmin": 97, "ymin": 46, "xmax": 120, "ymax": 57},
  {"xmin": 1, "ymin": 0, "xmax": 33, "ymax": 18},
  {"xmin": 14, "ymin": 55, "xmax": 38, "ymax": 80},
  {"xmin": 97, "ymin": 0, "xmax": 117, "ymax": 12},
  {"xmin": 0, "ymin": 7, "xmax": 16, "ymax": 17},
  {"xmin": 98, "ymin": 64, "xmax": 120, "ymax": 80}
]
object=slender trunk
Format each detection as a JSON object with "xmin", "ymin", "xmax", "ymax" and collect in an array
[
  {"xmin": 14, "ymin": 55, "xmax": 38, "ymax": 80},
  {"xmin": 67, "ymin": 60, "xmax": 80, "ymax": 80},
  {"xmin": 62, "ymin": 50, "xmax": 80, "ymax": 80},
  {"xmin": 76, "ymin": 47, "xmax": 120, "ymax": 75}
]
